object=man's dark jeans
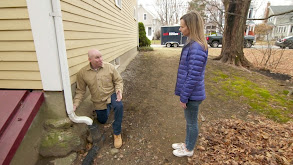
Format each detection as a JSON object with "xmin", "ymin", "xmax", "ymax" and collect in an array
[{"xmin": 95, "ymin": 93, "xmax": 123, "ymax": 135}]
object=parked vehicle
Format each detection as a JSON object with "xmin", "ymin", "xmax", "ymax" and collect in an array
[
  {"xmin": 275, "ymin": 36, "xmax": 293, "ymax": 49},
  {"xmin": 206, "ymin": 35, "xmax": 255, "ymax": 48},
  {"xmin": 161, "ymin": 26, "xmax": 187, "ymax": 47}
]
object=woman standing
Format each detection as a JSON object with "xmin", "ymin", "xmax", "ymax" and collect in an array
[{"xmin": 172, "ymin": 11, "xmax": 208, "ymax": 157}]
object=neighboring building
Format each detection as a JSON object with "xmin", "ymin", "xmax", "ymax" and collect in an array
[
  {"xmin": 0, "ymin": 0, "xmax": 138, "ymax": 164},
  {"xmin": 245, "ymin": 1, "xmax": 256, "ymax": 36},
  {"xmin": 204, "ymin": 0, "xmax": 224, "ymax": 35},
  {"xmin": 137, "ymin": 4, "xmax": 161, "ymax": 40},
  {"xmin": 265, "ymin": 5, "xmax": 293, "ymax": 39}
]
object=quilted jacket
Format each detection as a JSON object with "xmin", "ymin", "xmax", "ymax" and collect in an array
[{"xmin": 175, "ymin": 40, "xmax": 208, "ymax": 103}]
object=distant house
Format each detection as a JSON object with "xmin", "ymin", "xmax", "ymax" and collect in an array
[
  {"xmin": 137, "ymin": 4, "xmax": 161, "ymax": 40},
  {"xmin": 0, "ymin": 0, "xmax": 138, "ymax": 164},
  {"xmin": 245, "ymin": 3, "xmax": 256, "ymax": 36},
  {"xmin": 204, "ymin": 0, "xmax": 224, "ymax": 35},
  {"xmin": 265, "ymin": 5, "xmax": 293, "ymax": 39}
]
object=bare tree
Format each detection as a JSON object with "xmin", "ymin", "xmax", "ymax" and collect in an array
[
  {"xmin": 205, "ymin": 0, "xmax": 225, "ymax": 34},
  {"xmin": 215, "ymin": 1, "xmax": 292, "ymax": 68},
  {"xmin": 188, "ymin": 0, "xmax": 292, "ymax": 68},
  {"xmin": 188, "ymin": 0, "xmax": 206, "ymax": 18},
  {"xmin": 155, "ymin": 0, "xmax": 186, "ymax": 26},
  {"xmin": 254, "ymin": 23, "xmax": 273, "ymax": 41},
  {"xmin": 214, "ymin": 0, "xmax": 252, "ymax": 67},
  {"xmin": 188, "ymin": 0, "xmax": 224, "ymax": 34}
]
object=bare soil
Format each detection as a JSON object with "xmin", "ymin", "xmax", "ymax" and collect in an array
[{"xmin": 75, "ymin": 47, "xmax": 292, "ymax": 165}]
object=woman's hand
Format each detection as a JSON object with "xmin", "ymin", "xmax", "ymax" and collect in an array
[{"xmin": 180, "ymin": 101, "xmax": 187, "ymax": 109}]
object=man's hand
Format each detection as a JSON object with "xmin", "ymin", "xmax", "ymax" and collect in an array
[
  {"xmin": 180, "ymin": 101, "xmax": 187, "ymax": 109},
  {"xmin": 116, "ymin": 91, "xmax": 122, "ymax": 102},
  {"xmin": 73, "ymin": 105, "xmax": 77, "ymax": 112}
]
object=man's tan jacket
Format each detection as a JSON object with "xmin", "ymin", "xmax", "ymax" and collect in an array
[{"xmin": 73, "ymin": 62, "xmax": 123, "ymax": 110}]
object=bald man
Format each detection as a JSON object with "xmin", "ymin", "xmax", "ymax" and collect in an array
[{"xmin": 73, "ymin": 49, "xmax": 124, "ymax": 149}]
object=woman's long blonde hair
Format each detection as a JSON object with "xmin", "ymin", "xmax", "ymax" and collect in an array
[{"xmin": 181, "ymin": 11, "xmax": 208, "ymax": 50}]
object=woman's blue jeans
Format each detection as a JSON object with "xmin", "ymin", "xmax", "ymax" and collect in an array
[
  {"xmin": 95, "ymin": 93, "xmax": 123, "ymax": 135},
  {"xmin": 184, "ymin": 100, "xmax": 202, "ymax": 151}
]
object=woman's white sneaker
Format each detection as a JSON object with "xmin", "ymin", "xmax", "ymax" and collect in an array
[
  {"xmin": 172, "ymin": 143, "xmax": 184, "ymax": 150},
  {"xmin": 173, "ymin": 148, "xmax": 194, "ymax": 157}
]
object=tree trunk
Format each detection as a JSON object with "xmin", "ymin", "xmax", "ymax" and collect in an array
[{"xmin": 214, "ymin": 0, "xmax": 252, "ymax": 68}]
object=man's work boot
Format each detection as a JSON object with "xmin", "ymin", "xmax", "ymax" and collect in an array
[{"xmin": 114, "ymin": 134, "xmax": 122, "ymax": 149}]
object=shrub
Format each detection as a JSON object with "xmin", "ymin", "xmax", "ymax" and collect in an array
[
  {"xmin": 138, "ymin": 22, "xmax": 151, "ymax": 47},
  {"xmin": 154, "ymin": 30, "xmax": 161, "ymax": 40},
  {"xmin": 139, "ymin": 46, "xmax": 154, "ymax": 51}
]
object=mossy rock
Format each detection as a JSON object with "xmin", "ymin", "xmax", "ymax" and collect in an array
[
  {"xmin": 44, "ymin": 118, "xmax": 73, "ymax": 130},
  {"xmin": 39, "ymin": 130, "xmax": 83, "ymax": 157}
]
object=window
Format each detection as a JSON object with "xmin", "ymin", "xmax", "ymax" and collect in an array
[
  {"xmin": 277, "ymin": 26, "xmax": 285, "ymax": 33},
  {"xmin": 144, "ymin": 13, "xmax": 147, "ymax": 20},
  {"xmin": 115, "ymin": 0, "xmax": 122, "ymax": 9},
  {"xmin": 148, "ymin": 27, "xmax": 152, "ymax": 36},
  {"xmin": 248, "ymin": 8, "xmax": 253, "ymax": 19},
  {"xmin": 111, "ymin": 57, "xmax": 120, "ymax": 69}
]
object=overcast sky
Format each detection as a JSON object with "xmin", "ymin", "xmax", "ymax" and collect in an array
[
  {"xmin": 254, "ymin": 0, "xmax": 293, "ymax": 18},
  {"xmin": 138, "ymin": 0, "xmax": 293, "ymax": 20}
]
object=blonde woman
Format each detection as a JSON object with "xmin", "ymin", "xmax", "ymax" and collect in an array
[{"xmin": 173, "ymin": 11, "xmax": 208, "ymax": 157}]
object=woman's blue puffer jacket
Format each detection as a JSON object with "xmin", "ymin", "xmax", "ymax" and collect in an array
[{"xmin": 175, "ymin": 40, "xmax": 208, "ymax": 103}]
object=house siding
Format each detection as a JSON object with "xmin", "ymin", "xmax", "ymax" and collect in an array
[
  {"xmin": 138, "ymin": 6, "xmax": 154, "ymax": 40},
  {"xmin": 137, "ymin": 5, "xmax": 161, "ymax": 40},
  {"xmin": 268, "ymin": 6, "xmax": 293, "ymax": 39},
  {"xmin": 60, "ymin": 0, "xmax": 138, "ymax": 84},
  {"xmin": 0, "ymin": 0, "xmax": 42, "ymax": 89}
]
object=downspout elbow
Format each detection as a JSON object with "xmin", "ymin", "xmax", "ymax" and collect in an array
[{"xmin": 68, "ymin": 112, "xmax": 93, "ymax": 125}]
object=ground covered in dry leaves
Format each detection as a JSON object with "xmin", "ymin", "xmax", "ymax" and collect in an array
[
  {"xmin": 190, "ymin": 115, "xmax": 292, "ymax": 165},
  {"xmin": 75, "ymin": 47, "xmax": 292, "ymax": 165}
]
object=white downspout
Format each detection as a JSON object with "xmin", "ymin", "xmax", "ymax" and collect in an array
[{"xmin": 51, "ymin": 0, "xmax": 93, "ymax": 125}]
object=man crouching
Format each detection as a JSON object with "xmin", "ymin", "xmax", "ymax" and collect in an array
[{"xmin": 73, "ymin": 49, "xmax": 123, "ymax": 149}]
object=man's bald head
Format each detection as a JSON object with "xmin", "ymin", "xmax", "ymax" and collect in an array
[
  {"xmin": 88, "ymin": 49, "xmax": 102, "ymax": 59},
  {"xmin": 88, "ymin": 49, "xmax": 103, "ymax": 69}
]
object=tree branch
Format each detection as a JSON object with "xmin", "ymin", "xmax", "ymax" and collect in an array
[{"xmin": 247, "ymin": 9, "xmax": 293, "ymax": 21}]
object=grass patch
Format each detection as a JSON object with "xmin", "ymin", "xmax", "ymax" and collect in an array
[
  {"xmin": 139, "ymin": 46, "xmax": 154, "ymax": 51},
  {"xmin": 151, "ymin": 40, "xmax": 161, "ymax": 45},
  {"xmin": 210, "ymin": 70, "xmax": 293, "ymax": 123}
]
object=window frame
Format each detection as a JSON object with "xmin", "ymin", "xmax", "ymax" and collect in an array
[
  {"xmin": 148, "ymin": 27, "xmax": 152, "ymax": 36},
  {"xmin": 133, "ymin": 6, "xmax": 137, "ymax": 20},
  {"xmin": 115, "ymin": 0, "xmax": 122, "ymax": 9}
]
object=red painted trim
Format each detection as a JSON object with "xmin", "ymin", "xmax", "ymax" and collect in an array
[
  {"xmin": 0, "ymin": 91, "xmax": 44, "ymax": 165},
  {"xmin": 0, "ymin": 90, "xmax": 29, "ymax": 136}
]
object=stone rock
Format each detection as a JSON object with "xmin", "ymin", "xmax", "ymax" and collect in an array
[
  {"xmin": 39, "ymin": 130, "xmax": 83, "ymax": 157},
  {"xmin": 49, "ymin": 152, "xmax": 77, "ymax": 165},
  {"xmin": 44, "ymin": 118, "xmax": 73, "ymax": 130},
  {"xmin": 200, "ymin": 114, "xmax": 206, "ymax": 122},
  {"xmin": 87, "ymin": 134, "xmax": 93, "ymax": 143},
  {"xmin": 110, "ymin": 148, "xmax": 119, "ymax": 155}
]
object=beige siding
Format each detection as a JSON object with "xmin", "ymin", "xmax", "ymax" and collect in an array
[
  {"xmin": 61, "ymin": 0, "xmax": 138, "ymax": 84},
  {"xmin": 0, "ymin": 0, "xmax": 42, "ymax": 89}
]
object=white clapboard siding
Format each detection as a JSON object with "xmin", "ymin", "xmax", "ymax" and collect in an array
[{"xmin": 61, "ymin": 0, "xmax": 138, "ymax": 83}]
